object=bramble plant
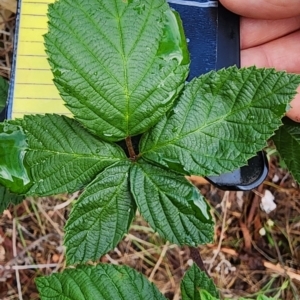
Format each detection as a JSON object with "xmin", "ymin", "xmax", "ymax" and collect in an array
[{"xmin": 1, "ymin": 0, "xmax": 300, "ymax": 299}]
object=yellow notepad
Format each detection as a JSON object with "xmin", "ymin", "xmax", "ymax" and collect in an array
[{"xmin": 9, "ymin": 0, "xmax": 71, "ymax": 119}]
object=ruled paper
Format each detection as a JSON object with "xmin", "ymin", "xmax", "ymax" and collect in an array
[{"xmin": 11, "ymin": 0, "xmax": 71, "ymax": 119}]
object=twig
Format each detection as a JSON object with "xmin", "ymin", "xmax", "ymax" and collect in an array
[
  {"xmin": 149, "ymin": 242, "xmax": 169, "ymax": 281},
  {"xmin": 187, "ymin": 175, "xmax": 209, "ymax": 185},
  {"xmin": 53, "ymin": 191, "xmax": 80, "ymax": 210},
  {"xmin": 0, "ymin": 29, "xmax": 10, "ymax": 36},
  {"xmin": 13, "ymin": 218, "xmax": 23, "ymax": 300},
  {"xmin": 173, "ymin": 287, "xmax": 181, "ymax": 300},
  {"xmin": 251, "ymin": 240, "xmax": 277, "ymax": 263},
  {"xmin": 264, "ymin": 261, "xmax": 300, "ymax": 281},
  {"xmin": 239, "ymin": 220, "xmax": 252, "ymax": 251},
  {"xmin": 5, "ymin": 263, "xmax": 60, "ymax": 270},
  {"xmin": 125, "ymin": 233, "xmax": 158, "ymax": 248},
  {"xmin": 247, "ymin": 185, "xmax": 263, "ymax": 226},
  {"xmin": 4, "ymin": 233, "xmax": 59, "ymax": 267},
  {"xmin": 205, "ymin": 191, "xmax": 229, "ymax": 273},
  {"xmin": 104, "ymin": 254, "xmax": 119, "ymax": 265},
  {"xmin": 189, "ymin": 247, "xmax": 209, "ymax": 276},
  {"xmin": 37, "ymin": 201, "xmax": 63, "ymax": 236}
]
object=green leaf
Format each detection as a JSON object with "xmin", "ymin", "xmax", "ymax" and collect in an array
[
  {"xmin": 272, "ymin": 117, "xmax": 300, "ymax": 183},
  {"xmin": 130, "ymin": 161, "xmax": 214, "ymax": 246},
  {"xmin": 0, "ymin": 185, "xmax": 23, "ymax": 214},
  {"xmin": 141, "ymin": 67, "xmax": 300, "ymax": 176},
  {"xmin": 199, "ymin": 290, "xmax": 219, "ymax": 300},
  {"xmin": 36, "ymin": 264, "xmax": 167, "ymax": 300},
  {"xmin": 181, "ymin": 264, "xmax": 219, "ymax": 300},
  {"xmin": 65, "ymin": 162, "xmax": 135, "ymax": 264},
  {"xmin": 256, "ymin": 296, "xmax": 275, "ymax": 300},
  {"xmin": 0, "ymin": 122, "xmax": 31, "ymax": 194},
  {"xmin": 0, "ymin": 76, "xmax": 8, "ymax": 114},
  {"xmin": 15, "ymin": 114, "xmax": 126, "ymax": 196},
  {"xmin": 45, "ymin": 0, "xmax": 189, "ymax": 142}
]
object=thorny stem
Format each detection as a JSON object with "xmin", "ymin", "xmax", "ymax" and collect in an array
[
  {"xmin": 125, "ymin": 136, "xmax": 136, "ymax": 160},
  {"xmin": 189, "ymin": 247, "xmax": 210, "ymax": 277}
]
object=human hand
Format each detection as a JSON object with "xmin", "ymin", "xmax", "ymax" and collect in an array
[{"xmin": 219, "ymin": 0, "xmax": 300, "ymax": 122}]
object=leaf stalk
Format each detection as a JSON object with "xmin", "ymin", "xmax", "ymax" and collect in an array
[
  {"xmin": 189, "ymin": 247, "xmax": 210, "ymax": 277},
  {"xmin": 125, "ymin": 136, "xmax": 137, "ymax": 161}
]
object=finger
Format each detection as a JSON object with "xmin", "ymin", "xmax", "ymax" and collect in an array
[
  {"xmin": 240, "ymin": 16, "xmax": 300, "ymax": 49},
  {"xmin": 286, "ymin": 88, "xmax": 300, "ymax": 122},
  {"xmin": 219, "ymin": 0, "xmax": 300, "ymax": 19},
  {"xmin": 241, "ymin": 30, "xmax": 300, "ymax": 74}
]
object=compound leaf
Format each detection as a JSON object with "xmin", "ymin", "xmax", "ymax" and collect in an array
[
  {"xmin": 130, "ymin": 160, "xmax": 214, "ymax": 246},
  {"xmin": 36, "ymin": 264, "xmax": 167, "ymax": 300},
  {"xmin": 65, "ymin": 162, "xmax": 135, "ymax": 264},
  {"xmin": 181, "ymin": 264, "xmax": 219, "ymax": 300},
  {"xmin": 141, "ymin": 67, "xmax": 300, "ymax": 176},
  {"xmin": 272, "ymin": 117, "xmax": 300, "ymax": 183},
  {"xmin": 45, "ymin": 0, "xmax": 189, "ymax": 142},
  {"xmin": 15, "ymin": 114, "xmax": 126, "ymax": 196},
  {"xmin": 0, "ymin": 185, "xmax": 23, "ymax": 214}
]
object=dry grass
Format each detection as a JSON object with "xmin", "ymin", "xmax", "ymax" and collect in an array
[{"xmin": 1, "ymin": 3, "xmax": 300, "ymax": 300}]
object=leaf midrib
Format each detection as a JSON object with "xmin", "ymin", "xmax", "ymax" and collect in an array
[
  {"xmin": 137, "ymin": 163, "xmax": 208, "ymax": 241},
  {"xmin": 27, "ymin": 147, "xmax": 120, "ymax": 160},
  {"xmin": 66, "ymin": 166, "xmax": 130, "ymax": 262},
  {"xmin": 114, "ymin": 0, "xmax": 130, "ymax": 136},
  {"xmin": 48, "ymin": 7, "xmax": 126, "ymax": 123},
  {"xmin": 135, "ymin": 164, "xmax": 181, "ymax": 242}
]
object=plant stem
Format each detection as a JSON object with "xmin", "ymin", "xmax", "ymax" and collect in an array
[
  {"xmin": 125, "ymin": 136, "xmax": 136, "ymax": 160},
  {"xmin": 189, "ymin": 247, "xmax": 210, "ymax": 277}
]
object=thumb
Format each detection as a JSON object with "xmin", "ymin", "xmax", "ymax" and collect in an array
[{"xmin": 219, "ymin": 0, "xmax": 300, "ymax": 19}]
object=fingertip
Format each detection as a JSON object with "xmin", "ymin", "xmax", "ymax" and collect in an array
[
  {"xmin": 219, "ymin": 0, "xmax": 244, "ymax": 16},
  {"xmin": 219, "ymin": 0, "xmax": 300, "ymax": 19}
]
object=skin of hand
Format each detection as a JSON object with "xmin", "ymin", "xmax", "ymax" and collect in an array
[{"xmin": 219, "ymin": 0, "xmax": 300, "ymax": 122}]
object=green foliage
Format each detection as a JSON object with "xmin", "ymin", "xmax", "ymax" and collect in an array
[
  {"xmin": 130, "ymin": 161, "xmax": 214, "ymax": 246},
  {"xmin": 13, "ymin": 114, "xmax": 126, "ymax": 196},
  {"xmin": 198, "ymin": 290, "xmax": 219, "ymax": 300},
  {"xmin": 0, "ymin": 122, "xmax": 31, "ymax": 194},
  {"xmin": 44, "ymin": 0, "xmax": 189, "ymax": 142},
  {"xmin": 0, "ymin": 185, "xmax": 23, "ymax": 214},
  {"xmin": 181, "ymin": 264, "xmax": 219, "ymax": 300},
  {"xmin": 36, "ymin": 264, "xmax": 167, "ymax": 300},
  {"xmin": 256, "ymin": 296, "xmax": 275, "ymax": 300},
  {"xmin": 141, "ymin": 67, "xmax": 300, "ymax": 176},
  {"xmin": 0, "ymin": 76, "xmax": 8, "ymax": 113},
  {"xmin": 1, "ymin": 0, "xmax": 300, "ymax": 299},
  {"xmin": 272, "ymin": 117, "xmax": 300, "ymax": 183}
]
